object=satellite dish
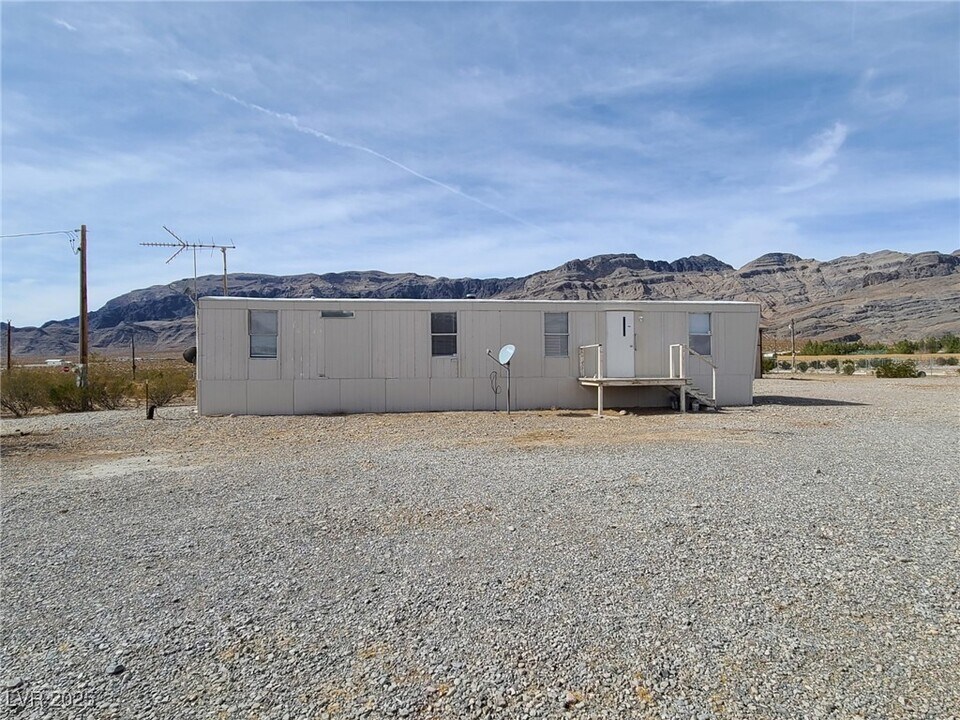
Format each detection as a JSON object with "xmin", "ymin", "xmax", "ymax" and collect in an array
[{"xmin": 498, "ymin": 344, "xmax": 516, "ymax": 365}]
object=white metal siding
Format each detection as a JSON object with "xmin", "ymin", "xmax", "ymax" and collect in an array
[
  {"xmin": 712, "ymin": 311, "xmax": 758, "ymax": 406},
  {"xmin": 372, "ymin": 311, "xmax": 408, "ymax": 379},
  {"xmin": 294, "ymin": 379, "xmax": 339, "ymax": 414},
  {"xmin": 201, "ymin": 380, "xmax": 247, "ymax": 415},
  {"xmin": 499, "ymin": 311, "xmax": 542, "ymax": 378},
  {"xmin": 341, "ymin": 379, "xmax": 386, "ymax": 413},
  {"xmin": 283, "ymin": 310, "xmax": 323, "ymax": 380},
  {"xmin": 325, "ymin": 311, "xmax": 372, "ymax": 379},
  {"xmin": 572, "ymin": 311, "xmax": 599, "ymax": 377},
  {"xmin": 248, "ymin": 380, "xmax": 293, "ymax": 414},
  {"xmin": 386, "ymin": 379, "xmax": 430, "ymax": 412},
  {"xmin": 373, "ymin": 311, "xmax": 429, "ymax": 379},
  {"xmin": 429, "ymin": 379, "xmax": 473, "ymax": 411},
  {"xmin": 459, "ymin": 310, "xmax": 501, "ymax": 378},
  {"xmin": 200, "ymin": 307, "xmax": 247, "ymax": 381},
  {"xmin": 472, "ymin": 377, "xmax": 500, "ymax": 411}
]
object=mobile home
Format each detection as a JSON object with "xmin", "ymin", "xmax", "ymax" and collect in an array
[{"xmin": 197, "ymin": 297, "xmax": 760, "ymax": 415}]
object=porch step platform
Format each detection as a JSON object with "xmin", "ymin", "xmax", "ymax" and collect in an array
[
  {"xmin": 577, "ymin": 376, "xmax": 690, "ymax": 388},
  {"xmin": 579, "ymin": 376, "xmax": 717, "ymax": 416}
]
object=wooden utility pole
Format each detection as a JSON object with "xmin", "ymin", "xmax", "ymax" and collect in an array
[
  {"xmin": 6, "ymin": 320, "xmax": 11, "ymax": 372},
  {"xmin": 79, "ymin": 225, "xmax": 89, "ymax": 373},
  {"xmin": 131, "ymin": 332, "xmax": 137, "ymax": 378}
]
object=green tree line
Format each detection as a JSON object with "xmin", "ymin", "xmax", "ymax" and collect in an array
[{"xmin": 798, "ymin": 333, "xmax": 960, "ymax": 356}]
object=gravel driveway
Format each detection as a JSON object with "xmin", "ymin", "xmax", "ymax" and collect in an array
[{"xmin": 2, "ymin": 376, "xmax": 958, "ymax": 719}]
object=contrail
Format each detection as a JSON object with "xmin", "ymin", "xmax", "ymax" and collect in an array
[{"xmin": 210, "ymin": 87, "xmax": 555, "ymax": 237}]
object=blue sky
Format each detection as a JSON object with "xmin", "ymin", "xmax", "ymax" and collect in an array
[{"xmin": 2, "ymin": 2, "xmax": 958, "ymax": 326}]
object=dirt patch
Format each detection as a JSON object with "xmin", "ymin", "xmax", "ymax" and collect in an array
[
  {"xmin": 1, "ymin": 431, "xmax": 69, "ymax": 459},
  {"xmin": 71, "ymin": 454, "xmax": 186, "ymax": 480},
  {"xmin": 512, "ymin": 430, "xmax": 570, "ymax": 447}
]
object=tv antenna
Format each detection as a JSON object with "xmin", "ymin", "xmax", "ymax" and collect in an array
[
  {"xmin": 140, "ymin": 226, "xmax": 236, "ymax": 300},
  {"xmin": 486, "ymin": 344, "xmax": 516, "ymax": 414}
]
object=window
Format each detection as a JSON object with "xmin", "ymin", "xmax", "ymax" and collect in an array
[
  {"xmin": 689, "ymin": 313, "xmax": 711, "ymax": 355},
  {"xmin": 431, "ymin": 312, "xmax": 457, "ymax": 356},
  {"xmin": 544, "ymin": 312, "xmax": 569, "ymax": 357},
  {"xmin": 249, "ymin": 309, "xmax": 278, "ymax": 358},
  {"xmin": 321, "ymin": 310, "xmax": 354, "ymax": 318}
]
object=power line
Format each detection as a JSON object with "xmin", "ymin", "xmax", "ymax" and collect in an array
[
  {"xmin": 1, "ymin": 226, "xmax": 89, "ymax": 390},
  {"xmin": 0, "ymin": 229, "xmax": 79, "ymax": 239},
  {"xmin": 1, "ymin": 229, "xmax": 82, "ymax": 254}
]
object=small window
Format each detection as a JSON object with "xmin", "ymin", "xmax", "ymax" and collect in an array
[
  {"xmin": 431, "ymin": 312, "xmax": 457, "ymax": 356},
  {"xmin": 249, "ymin": 309, "xmax": 278, "ymax": 358},
  {"xmin": 544, "ymin": 312, "xmax": 569, "ymax": 357},
  {"xmin": 321, "ymin": 310, "xmax": 354, "ymax": 318},
  {"xmin": 689, "ymin": 313, "xmax": 711, "ymax": 355}
]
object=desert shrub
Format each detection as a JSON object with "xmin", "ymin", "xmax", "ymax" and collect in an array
[
  {"xmin": 761, "ymin": 357, "xmax": 776, "ymax": 373},
  {"xmin": 87, "ymin": 366, "xmax": 135, "ymax": 410},
  {"xmin": 946, "ymin": 357, "xmax": 959, "ymax": 366},
  {"xmin": 3, "ymin": 363, "xmax": 196, "ymax": 415},
  {"xmin": 46, "ymin": 365, "xmax": 134, "ymax": 412},
  {"xmin": 777, "ymin": 361, "xmax": 791, "ymax": 370},
  {"xmin": 841, "ymin": 361, "xmax": 855, "ymax": 376},
  {"xmin": 825, "ymin": 358, "xmax": 839, "ymax": 371},
  {"xmin": 143, "ymin": 367, "xmax": 193, "ymax": 407},
  {"xmin": 796, "ymin": 361, "xmax": 809, "ymax": 373},
  {"xmin": 935, "ymin": 357, "xmax": 948, "ymax": 366},
  {"xmin": 1, "ymin": 370, "xmax": 52, "ymax": 417},
  {"xmin": 875, "ymin": 359, "xmax": 921, "ymax": 378},
  {"xmin": 47, "ymin": 375, "xmax": 88, "ymax": 412},
  {"xmin": 809, "ymin": 360, "xmax": 823, "ymax": 370}
]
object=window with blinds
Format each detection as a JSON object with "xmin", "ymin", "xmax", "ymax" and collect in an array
[{"xmin": 544, "ymin": 312, "xmax": 569, "ymax": 357}]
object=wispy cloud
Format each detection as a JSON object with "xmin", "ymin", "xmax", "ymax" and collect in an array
[
  {"xmin": 52, "ymin": 17, "xmax": 77, "ymax": 32},
  {"xmin": 174, "ymin": 69, "xmax": 198, "ymax": 84},
  {"xmin": 778, "ymin": 122, "xmax": 850, "ymax": 193},
  {"xmin": 855, "ymin": 68, "xmax": 908, "ymax": 112},
  {"xmin": 795, "ymin": 122, "xmax": 849, "ymax": 170}
]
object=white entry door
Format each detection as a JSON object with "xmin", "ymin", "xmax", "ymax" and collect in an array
[{"xmin": 605, "ymin": 311, "xmax": 635, "ymax": 377}]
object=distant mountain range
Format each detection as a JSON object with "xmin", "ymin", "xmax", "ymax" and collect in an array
[{"xmin": 4, "ymin": 249, "xmax": 959, "ymax": 357}]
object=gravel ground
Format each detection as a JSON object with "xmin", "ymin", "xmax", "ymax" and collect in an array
[{"xmin": 1, "ymin": 376, "xmax": 958, "ymax": 720}]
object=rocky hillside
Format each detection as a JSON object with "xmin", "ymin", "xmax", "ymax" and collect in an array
[{"xmin": 4, "ymin": 250, "xmax": 958, "ymax": 356}]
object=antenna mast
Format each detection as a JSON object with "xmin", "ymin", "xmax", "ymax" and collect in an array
[{"xmin": 140, "ymin": 226, "xmax": 237, "ymax": 300}]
